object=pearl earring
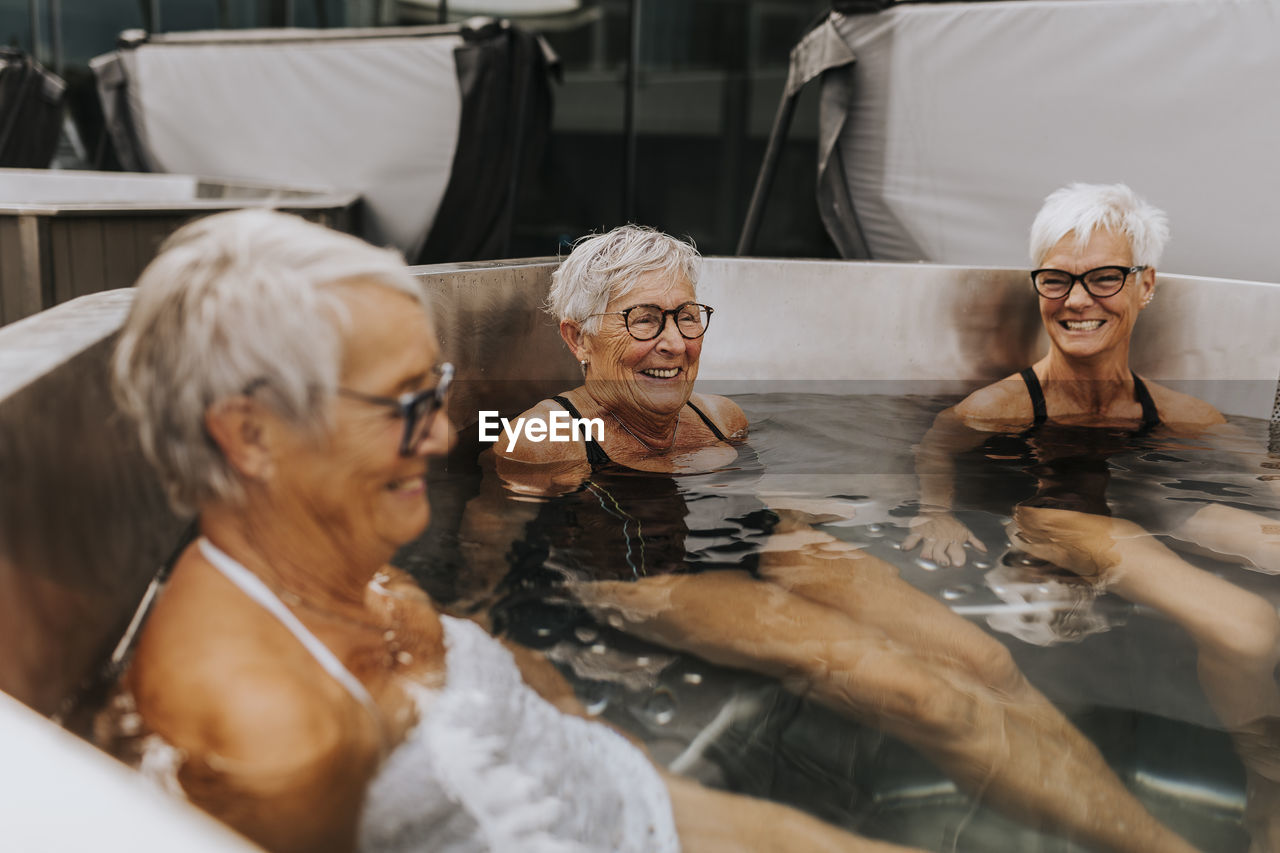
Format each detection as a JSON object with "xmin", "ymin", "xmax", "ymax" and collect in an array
[{"xmin": 580, "ymin": 359, "xmax": 589, "ymax": 374}]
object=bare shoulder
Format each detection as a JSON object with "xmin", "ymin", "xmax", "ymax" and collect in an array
[
  {"xmin": 689, "ymin": 392, "xmax": 749, "ymax": 440},
  {"xmin": 953, "ymin": 374, "xmax": 1033, "ymax": 430},
  {"xmin": 125, "ymin": 555, "xmax": 379, "ymax": 851},
  {"xmin": 131, "ymin": 638, "xmax": 367, "ymax": 851},
  {"xmin": 1142, "ymin": 380, "xmax": 1227, "ymax": 430},
  {"xmin": 490, "ymin": 395, "xmax": 593, "ymax": 495},
  {"xmin": 134, "ymin": 558, "xmax": 355, "ymax": 763},
  {"xmin": 132, "ymin": 617, "xmax": 353, "ymax": 788},
  {"xmin": 491, "ymin": 396, "xmax": 589, "ymax": 465}
]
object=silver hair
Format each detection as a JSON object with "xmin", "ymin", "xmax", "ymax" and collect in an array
[
  {"xmin": 546, "ymin": 225, "xmax": 700, "ymax": 335},
  {"xmin": 1029, "ymin": 182, "xmax": 1170, "ymax": 268},
  {"xmin": 112, "ymin": 208, "xmax": 426, "ymax": 514}
]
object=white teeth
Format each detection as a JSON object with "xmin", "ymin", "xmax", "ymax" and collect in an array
[
  {"xmin": 1064, "ymin": 320, "xmax": 1103, "ymax": 331},
  {"xmin": 641, "ymin": 367, "xmax": 679, "ymax": 378},
  {"xmin": 387, "ymin": 476, "xmax": 423, "ymax": 492}
]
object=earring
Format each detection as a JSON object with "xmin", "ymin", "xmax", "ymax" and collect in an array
[
  {"xmin": 1141, "ymin": 294, "xmax": 1153, "ymax": 307},
  {"xmin": 580, "ymin": 359, "xmax": 589, "ymax": 374}
]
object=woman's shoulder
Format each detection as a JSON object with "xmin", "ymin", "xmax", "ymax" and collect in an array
[
  {"xmin": 689, "ymin": 392, "xmax": 748, "ymax": 440},
  {"xmin": 493, "ymin": 394, "xmax": 592, "ymax": 465},
  {"xmin": 130, "ymin": 636, "xmax": 354, "ymax": 789},
  {"xmin": 130, "ymin": 560, "xmax": 362, "ymax": 769},
  {"xmin": 952, "ymin": 373, "xmax": 1035, "ymax": 429},
  {"xmin": 1141, "ymin": 379, "xmax": 1227, "ymax": 429},
  {"xmin": 126, "ymin": 578, "xmax": 373, "ymax": 850}
]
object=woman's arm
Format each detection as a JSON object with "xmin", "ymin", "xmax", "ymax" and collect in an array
[
  {"xmin": 138, "ymin": 666, "xmax": 377, "ymax": 853},
  {"xmin": 1175, "ymin": 502, "xmax": 1280, "ymax": 575},
  {"xmin": 1010, "ymin": 505, "xmax": 1280, "ymax": 727},
  {"xmin": 902, "ymin": 404, "xmax": 995, "ymax": 566}
]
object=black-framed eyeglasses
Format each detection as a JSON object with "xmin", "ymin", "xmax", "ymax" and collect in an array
[
  {"xmin": 338, "ymin": 362, "xmax": 454, "ymax": 456},
  {"xmin": 1030, "ymin": 265, "xmax": 1147, "ymax": 300},
  {"xmin": 588, "ymin": 302, "xmax": 714, "ymax": 341}
]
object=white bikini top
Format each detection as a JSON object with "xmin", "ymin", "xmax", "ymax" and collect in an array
[
  {"xmin": 196, "ymin": 538, "xmax": 381, "ymax": 719},
  {"xmin": 194, "ymin": 538, "xmax": 680, "ymax": 853}
]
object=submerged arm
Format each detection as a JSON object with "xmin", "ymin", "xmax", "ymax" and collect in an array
[
  {"xmin": 902, "ymin": 405, "xmax": 993, "ymax": 566},
  {"xmin": 1164, "ymin": 419, "xmax": 1280, "ymax": 574},
  {"xmin": 1011, "ymin": 505, "xmax": 1280, "ymax": 727}
]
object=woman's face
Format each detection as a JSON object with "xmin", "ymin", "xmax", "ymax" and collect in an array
[
  {"xmin": 270, "ymin": 280, "xmax": 451, "ymax": 559},
  {"xmin": 580, "ymin": 269, "xmax": 701, "ymax": 418},
  {"xmin": 1037, "ymin": 228, "xmax": 1154, "ymax": 364}
]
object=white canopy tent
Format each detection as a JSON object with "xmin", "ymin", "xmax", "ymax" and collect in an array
[{"xmin": 750, "ymin": 0, "xmax": 1280, "ymax": 283}]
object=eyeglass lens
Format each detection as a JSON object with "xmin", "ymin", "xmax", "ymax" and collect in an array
[
  {"xmin": 401, "ymin": 366, "xmax": 453, "ymax": 455},
  {"xmin": 626, "ymin": 304, "xmax": 711, "ymax": 340},
  {"xmin": 1033, "ymin": 266, "xmax": 1131, "ymax": 299}
]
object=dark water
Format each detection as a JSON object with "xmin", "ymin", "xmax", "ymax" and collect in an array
[{"xmin": 402, "ymin": 393, "xmax": 1280, "ymax": 853}]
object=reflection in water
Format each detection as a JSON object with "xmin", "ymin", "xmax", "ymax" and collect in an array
[{"xmin": 402, "ymin": 393, "xmax": 1279, "ymax": 853}]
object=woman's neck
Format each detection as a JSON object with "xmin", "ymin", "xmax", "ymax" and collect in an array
[
  {"xmin": 578, "ymin": 386, "xmax": 683, "ymax": 450},
  {"xmin": 1038, "ymin": 351, "xmax": 1136, "ymax": 416},
  {"xmin": 200, "ymin": 504, "xmax": 384, "ymax": 612}
]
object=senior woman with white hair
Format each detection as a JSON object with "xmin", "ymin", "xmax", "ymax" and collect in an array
[
  {"xmin": 906, "ymin": 181, "xmax": 1278, "ymax": 569},
  {"xmin": 903, "ymin": 183, "xmax": 1280, "ymax": 850},
  {"xmin": 472, "ymin": 224, "xmax": 1199, "ymax": 853},
  {"xmin": 100, "ymin": 210, "xmax": 910, "ymax": 853}
]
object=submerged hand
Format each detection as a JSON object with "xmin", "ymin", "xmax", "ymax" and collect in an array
[
  {"xmin": 902, "ymin": 512, "xmax": 986, "ymax": 567},
  {"xmin": 1007, "ymin": 506, "xmax": 1147, "ymax": 582}
]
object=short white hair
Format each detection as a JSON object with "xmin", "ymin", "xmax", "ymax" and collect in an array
[
  {"xmin": 113, "ymin": 208, "xmax": 425, "ymax": 514},
  {"xmin": 546, "ymin": 225, "xmax": 700, "ymax": 335},
  {"xmin": 1029, "ymin": 183, "xmax": 1170, "ymax": 268}
]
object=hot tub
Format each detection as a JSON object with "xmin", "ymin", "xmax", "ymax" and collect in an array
[
  {"xmin": 2, "ymin": 257, "xmax": 1277, "ymax": 850},
  {"xmin": 0, "ymin": 168, "xmax": 358, "ymax": 325}
]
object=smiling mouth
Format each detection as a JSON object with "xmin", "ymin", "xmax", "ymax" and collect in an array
[
  {"xmin": 386, "ymin": 474, "xmax": 426, "ymax": 494},
  {"xmin": 1061, "ymin": 319, "xmax": 1104, "ymax": 331},
  {"xmin": 640, "ymin": 367, "xmax": 681, "ymax": 379}
]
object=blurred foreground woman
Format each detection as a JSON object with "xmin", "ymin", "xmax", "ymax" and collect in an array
[{"xmin": 100, "ymin": 210, "xmax": 908, "ymax": 853}]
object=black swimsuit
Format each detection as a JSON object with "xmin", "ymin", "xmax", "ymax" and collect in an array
[
  {"xmin": 549, "ymin": 395, "xmax": 731, "ymax": 468},
  {"xmin": 492, "ymin": 397, "xmax": 775, "ymax": 646},
  {"xmin": 1019, "ymin": 367, "xmax": 1160, "ymax": 433},
  {"xmin": 964, "ymin": 369, "xmax": 1163, "ymax": 517}
]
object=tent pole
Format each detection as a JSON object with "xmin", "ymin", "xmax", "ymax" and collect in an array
[
  {"xmin": 622, "ymin": 0, "xmax": 640, "ymax": 222},
  {"xmin": 736, "ymin": 86, "xmax": 799, "ymax": 256}
]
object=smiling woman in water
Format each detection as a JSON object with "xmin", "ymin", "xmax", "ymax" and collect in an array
[{"xmin": 904, "ymin": 183, "xmax": 1280, "ymax": 851}]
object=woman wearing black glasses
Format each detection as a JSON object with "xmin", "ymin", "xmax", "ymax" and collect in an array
[
  {"xmin": 905, "ymin": 184, "xmax": 1280, "ymax": 850},
  {"xmin": 903, "ymin": 182, "xmax": 1219, "ymax": 568},
  {"xmin": 470, "ymin": 224, "xmax": 1196, "ymax": 853},
  {"xmin": 905, "ymin": 183, "xmax": 1279, "ymax": 573}
]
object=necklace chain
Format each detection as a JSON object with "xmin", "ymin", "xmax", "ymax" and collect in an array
[
  {"xmin": 608, "ymin": 409, "xmax": 680, "ymax": 452},
  {"xmin": 281, "ymin": 572, "xmax": 414, "ymax": 667}
]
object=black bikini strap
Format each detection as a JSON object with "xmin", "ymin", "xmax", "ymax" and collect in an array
[
  {"xmin": 1019, "ymin": 367, "xmax": 1048, "ymax": 428},
  {"xmin": 685, "ymin": 401, "xmax": 730, "ymax": 442},
  {"xmin": 1131, "ymin": 373, "xmax": 1161, "ymax": 431},
  {"xmin": 550, "ymin": 395, "xmax": 612, "ymax": 467}
]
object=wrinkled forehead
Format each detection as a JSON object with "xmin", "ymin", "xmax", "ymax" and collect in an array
[{"xmin": 608, "ymin": 267, "xmax": 696, "ymax": 308}]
